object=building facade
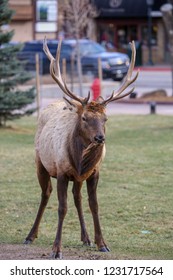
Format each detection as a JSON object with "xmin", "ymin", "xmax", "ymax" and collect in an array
[
  {"xmin": 9, "ymin": 0, "xmax": 34, "ymax": 41},
  {"xmin": 9, "ymin": 0, "xmax": 169, "ymax": 64},
  {"xmin": 93, "ymin": 0, "xmax": 169, "ymax": 64},
  {"xmin": 9, "ymin": 0, "xmax": 59, "ymax": 41}
]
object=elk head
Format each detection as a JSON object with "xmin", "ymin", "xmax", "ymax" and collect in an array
[
  {"xmin": 78, "ymin": 100, "xmax": 107, "ymax": 145},
  {"xmin": 43, "ymin": 38, "xmax": 139, "ymax": 146}
]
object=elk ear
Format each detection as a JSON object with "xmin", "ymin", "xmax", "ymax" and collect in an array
[{"xmin": 63, "ymin": 97, "xmax": 82, "ymax": 113}]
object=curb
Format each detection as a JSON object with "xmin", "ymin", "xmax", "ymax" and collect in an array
[
  {"xmin": 135, "ymin": 66, "xmax": 171, "ymax": 72},
  {"xmin": 118, "ymin": 99, "xmax": 173, "ymax": 105}
]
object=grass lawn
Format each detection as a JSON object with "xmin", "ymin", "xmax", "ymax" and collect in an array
[{"xmin": 0, "ymin": 114, "xmax": 173, "ymax": 259}]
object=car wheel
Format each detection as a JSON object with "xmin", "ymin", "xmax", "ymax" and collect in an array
[{"xmin": 112, "ymin": 75, "xmax": 125, "ymax": 81}]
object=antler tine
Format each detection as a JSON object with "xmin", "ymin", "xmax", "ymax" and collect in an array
[
  {"xmin": 101, "ymin": 41, "xmax": 139, "ymax": 106},
  {"xmin": 113, "ymin": 87, "xmax": 135, "ymax": 101},
  {"xmin": 63, "ymin": 82, "xmax": 90, "ymax": 105},
  {"xmin": 43, "ymin": 37, "xmax": 54, "ymax": 61},
  {"xmin": 86, "ymin": 91, "xmax": 91, "ymax": 103},
  {"xmin": 43, "ymin": 37, "xmax": 89, "ymax": 106},
  {"xmin": 43, "ymin": 37, "xmax": 67, "ymax": 94}
]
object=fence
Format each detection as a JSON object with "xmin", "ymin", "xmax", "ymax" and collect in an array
[{"xmin": 17, "ymin": 51, "xmax": 43, "ymax": 74}]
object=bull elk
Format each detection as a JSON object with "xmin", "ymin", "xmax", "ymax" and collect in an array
[{"xmin": 24, "ymin": 39, "xmax": 139, "ymax": 259}]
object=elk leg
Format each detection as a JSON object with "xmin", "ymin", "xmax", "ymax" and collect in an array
[
  {"xmin": 86, "ymin": 171, "xmax": 110, "ymax": 252},
  {"xmin": 72, "ymin": 180, "xmax": 91, "ymax": 246},
  {"xmin": 51, "ymin": 175, "xmax": 68, "ymax": 259},
  {"xmin": 24, "ymin": 157, "xmax": 52, "ymax": 244}
]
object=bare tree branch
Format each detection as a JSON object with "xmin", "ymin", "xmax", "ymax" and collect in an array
[
  {"xmin": 160, "ymin": 3, "xmax": 173, "ymax": 54},
  {"xmin": 62, "ymin": 0, "xmax": 98, "ymax": 97},
  {"xmin": 160, "ymin": 2, "xmax": 173, "ymax": 96},
  {"xmin": 63, "ymin": 0, "xmax": 98, "ymax": 38}
]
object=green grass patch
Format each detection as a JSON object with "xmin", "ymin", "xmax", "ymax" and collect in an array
[{"xmin": 0, "ymin": 115, "xmax": 173, "ymax": 259}]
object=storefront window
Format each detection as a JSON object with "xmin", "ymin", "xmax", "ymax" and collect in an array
[
  {"xmin": 117, "ymin": 26, "xmax": 127, "ymax": 49},
  {"xmin": 35, "ymin": 0, "xmax": 58, "ymax": 32},
  {"xmin": 141, "ymin": 25, "xmax": 157, "ymax": 46},
  {"xmin": 99, "ymin": 24, "xmax": 116, "ymax": 50},
  {"xmin": 98, "ymin": 23, "xmax": 138, "ymax": 51},
  {"xmin": 117, "ymin": 25, "xmax": 138, "ymax": 49},
  {"xmin": 98, "ymin": 21, "xmax": 158, "ymax": 52}
]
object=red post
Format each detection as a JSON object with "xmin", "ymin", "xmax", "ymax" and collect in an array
[{"xmin": 91, "ymin": 78, "xmax": 101, "ymax": 101}]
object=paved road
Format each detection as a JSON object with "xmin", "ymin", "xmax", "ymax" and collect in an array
[
  {"xmin": 40, "ymin": 97, "xmax": 173, "ymax": 116},
  {"xmin": 40, "ymin": 66, "xmax": 173, "ymax": 98},
  {"xmin": 107, "ymin": 102, "xmax": 173, "ymax": 115}
]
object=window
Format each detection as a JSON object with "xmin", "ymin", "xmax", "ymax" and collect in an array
[
  {"xmin": 35, "ymin": 0, "xmax": 58, "ymax": 32},
  {"xmin": 141, "ymin": 24, "xmax": 157, "ymax": 46},
  {"xmin": 98, "ymin": 23, "xmax": 116, "ymax": 50}
]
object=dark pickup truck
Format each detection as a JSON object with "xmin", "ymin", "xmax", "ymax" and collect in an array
[{"xmin": 17, "ymin": 38, "xmax": 130, "ymax": 81}]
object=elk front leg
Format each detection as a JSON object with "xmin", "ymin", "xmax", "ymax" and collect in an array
[
  {"xmin": 51, "ymin": 175, "xmax": 68, "ymax": 259},
  {"xmin": 72, "ymin": 180, "xmax": 91, "ymax": 246},
  {"xmin": 86, "ymin": 171, "xmax": 110, "ymax": 252}
]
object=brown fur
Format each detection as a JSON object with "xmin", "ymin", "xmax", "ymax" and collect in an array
[{"xmin": 86, "ymin": 101, "xmax": 105, "ymax": 114}]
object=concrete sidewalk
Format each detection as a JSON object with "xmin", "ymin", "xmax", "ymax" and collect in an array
[{"xmin": 106, "ymin": 102, "xmax": 173, "ymax": 115}]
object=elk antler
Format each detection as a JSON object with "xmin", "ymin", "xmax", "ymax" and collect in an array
[
  {"xmin": 101, "ymin": 41, "xmax": 139, "ymax": 106},
  {"xmin": 43, "ymin": 37, "xmax": 90, "ymax": 106}
]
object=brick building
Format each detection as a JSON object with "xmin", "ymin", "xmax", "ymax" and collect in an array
[{"xmin": 9, "ymin": 0, "xmax": 34, "ymax": 41}]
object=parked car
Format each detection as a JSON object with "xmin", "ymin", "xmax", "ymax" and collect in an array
[
  {"xmin": 62, "ymin": 39, "xmax": 130, "ymax": 81},
  {"xmin": 17, "ymin": 39, "xmax": 130, "ymax": 81}
]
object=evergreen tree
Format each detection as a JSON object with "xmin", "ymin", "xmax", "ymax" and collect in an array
[{"xmin": 0, "ymin": 0, "xmax": 35, "ymax": 126}]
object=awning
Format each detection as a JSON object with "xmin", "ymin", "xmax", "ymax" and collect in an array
[{"xmin": 94, "ymin": 0, "xmax": 167, "ymax": 18}]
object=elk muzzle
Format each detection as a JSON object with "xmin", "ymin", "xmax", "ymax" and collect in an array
[{"xmin": 94, "ymin": 134, "xmax": 105, "ymax": 144}]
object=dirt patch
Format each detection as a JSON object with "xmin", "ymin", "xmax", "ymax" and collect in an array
[{"xmin": 0, "ymin": 243, "xmax": 109, "ymax": 260}]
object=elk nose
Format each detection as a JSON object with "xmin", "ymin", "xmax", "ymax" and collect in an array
[{"xmin": 94, "ymin": 135, "xmax": 105, "ymax": 144}]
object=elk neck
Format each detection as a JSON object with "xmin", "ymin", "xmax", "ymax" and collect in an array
[{"xmin": 67, "ymin": 117, "xmax": 104, "ymax": 178}]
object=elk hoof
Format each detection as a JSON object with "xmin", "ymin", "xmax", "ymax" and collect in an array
[
  {"xmin": 23, "ymin": 239, "xmax": 32, "ymax": 245},
  {"xmin": 50, "ymin": 251, "xmax": 63, "ymax": 259},
  {"xmin": 99, "ymin": 246, "xmax": 110, "ymax": 252},
  {"xmin": 83, "ymin": 241, "xmax": 92, "ymax": 247}
]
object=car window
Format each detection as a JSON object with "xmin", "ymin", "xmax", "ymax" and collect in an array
[
  {"xmin": 79, "ymin": 42, "xmax": 106, "ymax": 55},
  {"xmin": 23, "ymin": 43, "xmax": 43, "ymax": 52},
  {"xmin": 61, "ymin": 44, "xmax": 74, "ymax": 57}
]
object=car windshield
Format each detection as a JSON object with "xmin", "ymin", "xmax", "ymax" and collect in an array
[{"xmin": 79, "ymin": 42, "xmax": 106, "ymax": 56}]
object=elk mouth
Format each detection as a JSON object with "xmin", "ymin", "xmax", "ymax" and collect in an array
[{"xmin": 84, "ymin": 137, "xmax": 105, "ymax": 150}]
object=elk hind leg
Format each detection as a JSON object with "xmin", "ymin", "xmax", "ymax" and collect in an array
[{"xmin": 24, "ymin": 157, "xmax": 52, "ymax": 244}]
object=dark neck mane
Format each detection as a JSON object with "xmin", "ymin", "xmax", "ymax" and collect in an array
[{"xmin": 68, "ymin": 123, "xmax": 103, "ymax": 177}]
